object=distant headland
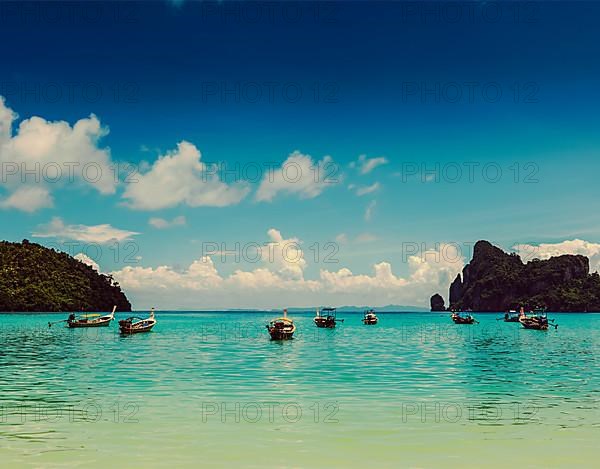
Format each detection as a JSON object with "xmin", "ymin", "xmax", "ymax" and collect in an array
[
  {"xmin": 0, "ymin": 240, "xmax": 131, "ymax": 312},
  {"xmin": 431, "ymin": 240, "xmax": 600, "ymax": 312}
]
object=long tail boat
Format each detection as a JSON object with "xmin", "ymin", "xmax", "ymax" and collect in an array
[
  {"xmin": 119, "ymin": 309, "xmax": 157, "ymax": 334},
  {"xmin": 266, "ymin": 309, "xmax": 296, "ymax": 340},
  {"xmin": 362, "ymin": 309, "xmax": 378, "ymax": 325},
  {"xmin": 61, "ymin": 306, "xmax": 116, "ymax": 328},
  {"xmin": 451, "ymin": 311, "xmax": 476, "ymax": 324},
  {"xmin": 314, "ymin": 307, "xmax": 342, "ymax": 328},
  {"xmin": 519, "ymin": 308, "xmax": 557, "ymax": 330}
]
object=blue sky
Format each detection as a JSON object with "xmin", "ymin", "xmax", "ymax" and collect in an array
[{"xmin": 1, "ymin": 1, "xmax": 600, "ymax": 309}]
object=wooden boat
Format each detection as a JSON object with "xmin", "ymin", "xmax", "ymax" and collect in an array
[
  {"xmin": 519, "ymin": 315, "xmax": 548, "ymax": 330},
  {"xmin": 66, "ymin": 306, "xmax": 116, "ymax": 328},
  {"xmin": 119, "ymin": 309, "xmax": 157, "ymax": 334},
  {"xmin": 266, "ymin": 309, "xmax": 295, "ymax": 340},
  {"xmin": 314, "ymin": 307, "xmax": 342, "ymax": 328},
  {"xmin": 519, "ymin": 309, "xmax": 556, "ymax": 330},
  {"xmin": 362, "ymin": 309, "xmax": 378, "ymax": 325},
  {"xmin": 451, "ymin": 312, "xmax": 476, "ymax": 324}
]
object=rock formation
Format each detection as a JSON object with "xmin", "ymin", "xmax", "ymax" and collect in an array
[
  {"xmin": 433, "ymin": 240, "xmax": 600, "ymax": 312},
  {"xmin": 430, "ymin": 293, "xmax": 446, "ymax": 311}
]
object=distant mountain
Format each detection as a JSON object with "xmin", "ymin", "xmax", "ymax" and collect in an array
[
  {"xmin": 0, "ymin": 240, "xmax": 131, "ymax": 312},
  {"xmin": 432, "ymin": 240, "xmax": 600, "ymax": 312}
]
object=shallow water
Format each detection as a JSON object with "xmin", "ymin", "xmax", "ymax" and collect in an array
[{"xmin": 0, "ymin": 312, "xmax": 598, "ymax": 468}]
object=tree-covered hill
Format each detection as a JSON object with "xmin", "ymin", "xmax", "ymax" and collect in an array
[
  {"xmin": 0, "ymin": 240, "xmax": 131, "ymax": 312},
  {"xmin": 432, "ymin": 240, "xmax": 600, "ymax": 312}
]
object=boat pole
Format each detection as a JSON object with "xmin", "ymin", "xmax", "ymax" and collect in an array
[{"xmin": 48, "ymin": 319, "xmax": 68, "ymax": 328}]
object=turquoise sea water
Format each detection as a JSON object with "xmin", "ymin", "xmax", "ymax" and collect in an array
[{"xmin": 0, "ymin": 312, "xmax": 598, "ymax": 468}]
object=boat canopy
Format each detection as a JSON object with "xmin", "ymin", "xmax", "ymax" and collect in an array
[{"xmin": 271, "ymin": 317, "xmax": 293, "ymax": 323}]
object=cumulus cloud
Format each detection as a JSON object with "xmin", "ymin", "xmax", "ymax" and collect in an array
[
  {"xmin": 33, "ymin": 217, "xmax": 139, "ymax": 244},
  {"xmin": 115, "ymin": 256, "xmax": 224, "ymax": 291},
  {"xmin": 111, "ymin": 231, "xmax": 464, "ymax": 310},
  {"xmin": 0, "ymin": 186, "xmax": 53, "ymax": 212},
  {"xmin": 149, "ymin": 215, "xmax": 187, "ymax": 229},
  {"xmin": 319, "ymin": 262, "xmax": 407, "ymax": 292},
  {"xmin": 513, "ymin": 239, "xmax": 600, "ymax": 273},
  {"xmin": 210, "ymin": 228, "xmax": 307, "ymax": 280},
  {"xmin": 350, "ymin": 154, "xmax": 388, "ymax": 175},
  {"xmin": 255, "ymin": 151, "xmax": 338, "ymax": 202},
  {"xmin": 0, "ymin": 96, "xmax": 118, "ymax": 212},
  {"xmin": 259, "ymin": 228, "xmax": 307, "ymax": 280},
  {"xmin": 74, "ymin": 252, "xmax": 100, "ymax": 272},
  {"xmin": 122, "ymin": 141, "xmax": 249, "ymax": 210},
  {"xmin": 0, "ymin": 96, "xmax": 17, "ymax": 140},
  {"xmin": 318, "ymin": 244, "xmax": 463, "ymax": 298}
]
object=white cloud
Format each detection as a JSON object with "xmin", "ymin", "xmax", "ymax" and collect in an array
[
  {"xmin": 407, "ymin": 243, "xmax": 464, "ymax": 285},
  {"xmin": 218, "ymin": 228, "xmax": 307, "ymax": 281},
  {"xmin": 114, "ymin": 256, "xmax": 224, "ymax": 292},
  {"xmin": 74, "ymin": 252, "xmax": 100, "ymax": 272},
  {"xmin": 255, "ymin": 151, "xmax": 338, "ymax": 202},
  {"xmin": 0, "ymin": 96, "xmax": 17, "ymax": 141},
  {"xmin": 0, "ymin": 97, "xmax": 118, "ymax": 212},
  {"xmin": 513, "ymin": 239, "xmax": 600, "ymax": 273},
  {"xmin": 319, "ymin": 262, "xmax": 407, "ymax": 291},
  {"xmin": 33, "ymin": 217, "xmax": 139, "ymax": 244},
  {"xmin": 260, "ymin": 228, "xmax": 307, "ymax": 280},
  {"xmin": 327, "ymin": 243, "xmax": 465, "ymax": 299},
  {"xmin": 149, "ymin": 215, "xmax": 187, "ymax": 229},
  {"xmin": 0, "ymin": 186, "xmax": 53, "ymax": 212},
  {"xmin": 365, "ymin": 200, "xmax": 376, "ymax": 221},
  {"xmin": 122, "ymin": 141, "xmax": 249, "ymax": 210},
  {"xmin": 111, "ymin": 231, "xmax": 464, "ymax": 310},
  {"xmin": 354, "ymin": 182, "xmax": 381, "ymax": 196},
  {"xmin": 351, "ymin": 154, "xmax": 388, "ymax": 175},
  {"xmin": 317, "ymin": 244, "xmax": 463, "ymax": 305}
]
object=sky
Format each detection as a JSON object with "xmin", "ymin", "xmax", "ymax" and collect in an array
[{"xmin": 1, "ymin": 1, "xmax": 600, "ymax": 309}]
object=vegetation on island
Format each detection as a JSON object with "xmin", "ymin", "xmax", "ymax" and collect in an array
[
  {"xmin": 432, "ymin": 240, "xmax": 600, "ymax": 312},
  {"xmin": 0, "ymin": 240, "xmax": 131, "ymax": 312}
]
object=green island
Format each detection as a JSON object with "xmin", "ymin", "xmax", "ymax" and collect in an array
[
  {"xmin": 431, "ymin": 240, "xmax": 600, "ymax": 312},
  {"xmin": 0, "ymin": 240, "xmax": 131, "ymax": 312}
]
